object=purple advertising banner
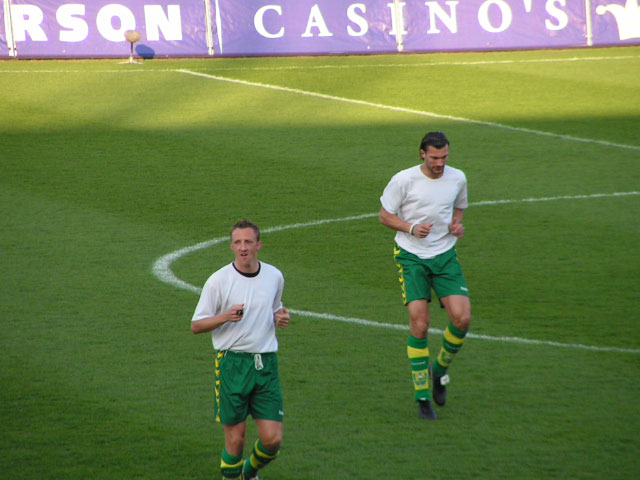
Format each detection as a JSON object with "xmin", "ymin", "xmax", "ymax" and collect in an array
[
  {"xmin": 2, "ymin": 0, "xmax": 209, "ymax": 58},
  {"xmin": 591, "ymin": 0, "xmax": 640, "ymax": 45},
  {"xmin": 211, "ymin": 0, "xmax": 399, "ymax": 56},
  {"xmin": 210, "ymin": 0, "xmax": 639, "ymax": 56},
  {"xmin": 1, "ymin": 0, "xmax": 639, "ymax": 58},
  {"xmin": 399, "ymin": 0, "xmax": 588, "ymax": 52}
]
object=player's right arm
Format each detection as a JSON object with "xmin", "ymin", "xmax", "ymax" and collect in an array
[
  {"xmin": 379, "ymin": 207, "xmax": 432, "ymax": 238},
  {"xmin": 379, "ymin": 206, "xmax": 412, "ymax": 233},
  {"xmin": 379, "ymin": 173, "xmax": 432, "ymax": 238},
  {"xmin": 191, "ymin": 304, "xmax": 245, "ymax": 334}
]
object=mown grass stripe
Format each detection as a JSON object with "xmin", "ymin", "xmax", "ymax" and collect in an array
[{"xmin": 176, "ymin": 69, "xmax": 640, "ymax": 152}]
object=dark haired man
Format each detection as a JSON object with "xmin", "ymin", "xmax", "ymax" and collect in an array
[
  {"xmin": 191, "ymin": 219, "xmax": 290, "ymax": 479},
  {"xmin": 379, "ymin": 132, "xmax": 471, "ymax": 420}
]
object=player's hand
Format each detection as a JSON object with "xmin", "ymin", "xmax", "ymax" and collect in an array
[
  {"xmin": 274, "ymin": 307, "xmax": 290, "ymax": 329},
  {"xmin": 449, "ymin": 220, "xmax": 465, "ymax": 238},
  {"xmin": 226, "ymin": 304, "xmax": 245, "ymax": 323},
  {"xmin": 412, "ymin": 223, "xmax": 433, "ymax": 238}
]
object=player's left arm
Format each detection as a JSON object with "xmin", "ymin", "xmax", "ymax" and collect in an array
[
  {"xmin": 272, "ymin": 272, "xmax": 289, "ymax": 329},
  {"xmin": 274, "ymin": 307, "xmax": 290, "ymax": 329},
  {"xmin": 449, "ymin": 208, "xmax": 465, "ymax": 238}
]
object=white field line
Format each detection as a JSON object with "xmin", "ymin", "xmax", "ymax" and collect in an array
[
  {"xmin": 190, "ymin": 54, "xmax": 640, "ymax": 72},
  {"xmin": 288, "ymin": 309, "xmax": 640, "ymax": 355},
  {"xmin": 152, "ymin": 191, "xmax": 640, "ymax": 355},
  {"xmin": 1, "ymin": 53, "xmax": 638, "ymax": 74},
  {"xmin": 176, "ymin": 69, "xmax": 640, "ymax": 152},
  {"xmin": 0, "ymin": 69, "xmax": 155, "ymax": 73},
  {"xmin": 472, "ymin": 191, "xmax": 640, "ymax": 206}
]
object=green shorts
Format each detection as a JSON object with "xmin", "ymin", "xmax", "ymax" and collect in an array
[
  {"xmin": 393, "ymin": 245, "xmax": 469, "ymax": 305},
  {"xmin": 214, "ymin": 350, "xmax": 283, "ymax": 426}
]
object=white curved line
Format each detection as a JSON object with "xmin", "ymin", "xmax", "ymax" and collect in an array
[
  {"xmin": 289, "ymin": 309, "xmax": 640, "ymax": 355},
  {"xmin": 152, "ymin": 191, "xmax": 640, "ymax": 355}
]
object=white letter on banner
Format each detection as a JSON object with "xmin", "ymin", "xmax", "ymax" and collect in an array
[
  {"xmin": 545, "ymin": 0, "xmax": 568, "ymax": 30},
  {"xmin": 254, "ymin": 5, "xmax": 284, "ymax": 38},
  {"xmin": 387, "ymin": 2, "xmax": 407, "ymax": 36},
  {"xmin": 302, "ymin": 4, "xmax": 333, "ymax": 37},
  {"xmin": 96, "ymin": 4, "xmax": 136, "ymax": 42},
  {"xmin": 12, "ymin": 5, "xmax": 47, "ymax": 41},
  {"xmin": 477, "ymin": 0, "xmax": 512, "ymax": 33},
  {"xmin": 347, "ymin": 4, "xmax": 368, "ymax": 36},
  {"xmin": 144, "ymin": 5, "xmax": 182, "ymax": 41},
  {"xmin": 58, "ymin": 4, "xmax": 88, "ymax": 42},
  {"xmin": 425, "ymin": 1, "xmax": 459, "ymax": 34}
]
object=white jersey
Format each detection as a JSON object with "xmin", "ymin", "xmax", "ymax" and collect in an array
[
  {"xmin": 192, "ymin": 262, "xmax": 284, "ymax": 353},
  {"xmin": 380, "ymin": 164, "xmax": 468, "ymax": 259}
]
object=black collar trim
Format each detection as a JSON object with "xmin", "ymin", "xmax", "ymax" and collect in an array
[{"xmin": 232, "ymin": 262, "xmax": 261, "ymax": 278}]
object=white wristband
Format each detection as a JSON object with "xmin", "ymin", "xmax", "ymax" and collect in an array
[{"xmin": 409, "ymin": 223, "xmax": 418, "ymax": 236}]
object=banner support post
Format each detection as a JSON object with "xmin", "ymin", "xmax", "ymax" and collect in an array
[
  {"xmin": 393, "ymin": 0, "xmax": 405, "ymax": 52},
  {"xmin": 584, "ymin": 0, "xmax": 593, "ymax": 46},
  {"xmin": 3, "ymin": 0, "xmax": 17, "ymax": 57},
  {"xmin": 203, "ymin": 0, "xmax": 214, "ymax": 56}
]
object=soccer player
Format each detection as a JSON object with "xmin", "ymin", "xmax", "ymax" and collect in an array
[
  {"xmin": 379, "ymin": 131, "xmax": 471, "ymax": 420},
  {"xmin": 191, "ymin": 219, "xmax": 290, "ymax": 479}
]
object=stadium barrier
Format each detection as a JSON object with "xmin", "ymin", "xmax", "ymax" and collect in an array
[{"xmin": 1, "ymin": 0, "xmax": 638, "ymax": 59}]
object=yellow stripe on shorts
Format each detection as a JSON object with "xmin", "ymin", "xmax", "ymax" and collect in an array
[
  {"xmin": 215, "ymin": 350, "xmax": 224, "ymax": 423},
  {"xmin": 394, "ymin": 246, "xmax": 408, "ymax": 304}
]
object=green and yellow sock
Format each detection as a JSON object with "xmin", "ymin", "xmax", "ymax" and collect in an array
[
  {"xmin": 433, "ymin": 321, "xmax": 467, "ymax": 378},
  {"xmin": 407, "ymin": 335, "xmax": 431, "ymax": 402},
  {"xmin": 220, "ymin": 448, "xmax": 243, "ymax": 479},
  {"xmin": 242, "ymin": 440, "xmax": 280, "ymax": 478}
]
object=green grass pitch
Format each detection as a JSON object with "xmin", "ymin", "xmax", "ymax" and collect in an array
[{"xmin": 1, "ymin": 46, "xmax": 639, "ymax": 479}]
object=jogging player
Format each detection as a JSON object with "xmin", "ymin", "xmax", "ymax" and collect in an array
[
  {"xmin": 191, "ymin": 219, "xmax": 290, "ymax": 479},
  {"xmin": 379, "ymin": 131, "xmax": 471, "ymax": 420}
]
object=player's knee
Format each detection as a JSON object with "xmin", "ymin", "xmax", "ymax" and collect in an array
[
  {"xmin": 408, "ymin": 307, "xmax": 430, "ymax": 335},
  {"xmin": 453, "ymin": 311, "xmax": 471, "ymax": 331},
  {"xmin": 260, "ymin": 430, "xmax": 282, "ymax": 451},
  {"xmin": 409, "ymin": 315, "xmax": 429, "ymax": 333},
  {"xmin": 225, "ymin": 431, "xmax": 245, "ymax": 455}
]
